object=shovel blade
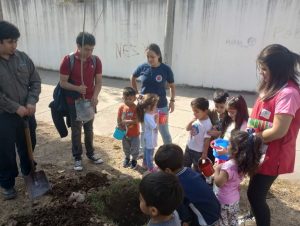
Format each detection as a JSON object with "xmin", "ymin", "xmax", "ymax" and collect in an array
[{"xmin": 24, "ymin": 170, "xmax": 51, "ymax": 199}]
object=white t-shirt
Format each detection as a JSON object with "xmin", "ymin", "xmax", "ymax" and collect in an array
[
  {"xmin": 144, "ymin": 113, "xmax": 158, "ymax": 149},
  {"xmin": 223, "ymin": 120, "xmax": 247, "ymax": 140},
  {"xmin": 187, "ymin": 118, "xmax": 212, "ymax": 152}
]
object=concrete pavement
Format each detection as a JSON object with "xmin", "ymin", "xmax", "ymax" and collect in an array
[{"xmin": 36, "ymin": 69, "xmax": 300, "ymax": 181}]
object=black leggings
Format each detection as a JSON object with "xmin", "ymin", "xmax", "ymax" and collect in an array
[{"xmin": 247, "ymin": 174, "xmax": 278, "ymax": 226}]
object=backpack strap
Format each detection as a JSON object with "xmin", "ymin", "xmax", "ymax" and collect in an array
[{"xmin": 68, "ymin": 52, "xmax": 75, "ymax": 73}]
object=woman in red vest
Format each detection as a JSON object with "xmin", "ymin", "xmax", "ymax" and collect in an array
[{"xmin": 247, "ymin": 44, "xmax": 300, "ymax": 226}]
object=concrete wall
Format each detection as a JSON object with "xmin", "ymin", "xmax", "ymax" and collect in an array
[
  {"xmin": 172, "ymin": 0, "xmax": 300, "ymax": 91},
  {"xmin": 1, "ymin": 0, "xmax": 167, "ymax": 78},
  {"xmin": 1, "ymin": 0, "xmax": 300, "ymax": 91}
]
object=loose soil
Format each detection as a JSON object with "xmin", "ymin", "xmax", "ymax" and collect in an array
[{"xmin": 0, "ymin": 122, "xmax": 300, "ymax": 226}]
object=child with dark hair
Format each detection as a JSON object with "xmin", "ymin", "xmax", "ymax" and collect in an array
[
  {"xmin": 139, "ymin": 171, "xmax": 183, "ymax": 226},
  {"xmin": 155, "ymin": 144, "xmax": 220, "ymax": 226},
  {"xmin": 117, "ymin": 87, "xmax": 140, "ymax": 169},
  {"xmin": 221, "ymin": 95, "xmax": 249, "ymax": 140},
  {"xmin": 136, "ymin": 94, "xmax": 160, "ymax": 172},
  {"xmin": 184, "ymin": 98, "xmax": 212, "ymax": 171},
  {"xmin": 214, "ymin": 130, "xmax": 263, "ymax": 226},
  {"xmin": 208, "ymin": 90, "xmax": 229, "ymax": 138},
  {"xmin": 207, "ymin": 90, "xmax": 229, "ymax": 164}
]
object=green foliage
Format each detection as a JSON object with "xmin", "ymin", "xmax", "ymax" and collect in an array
[{"xmin": 89, "ymin": 178, "xmax": 148, "ymax": 226}]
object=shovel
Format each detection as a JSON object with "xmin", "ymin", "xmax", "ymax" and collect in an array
[{"xmin": 23, "ymin": 118, "xmax": 51, "ymax": 199}]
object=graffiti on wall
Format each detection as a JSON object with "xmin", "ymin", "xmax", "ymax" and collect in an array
[
  {"xmin": 115, "ymin": 42, "xmax": 148, "ymax": 59},
  {"xmin": 225, "ymin": 37, "xmax": 256, "ymax": 48}
]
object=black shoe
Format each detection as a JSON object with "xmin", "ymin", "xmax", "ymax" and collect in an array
[
  {"xmin": 123, "ymin": 158, "xmax": 131, "ymax": 168},
  {"xmin": 130, "ymin": 160, "xmax": 137, "ymax": 169},
  {"xmin": 2, "ymin": 188, "xmax": 17, "ymax": 200}
]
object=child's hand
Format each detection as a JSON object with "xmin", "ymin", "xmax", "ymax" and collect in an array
[
  {"xmin": 182, "ymin": 222, "xmax": 190, "ymax": 226},
  {"xmin": 207, "ymin": 129, "xmax": 221, "ymax": 137},
  {"xmin": 214, "ymin": 163, "xmax": 222, "ymax": 172}
]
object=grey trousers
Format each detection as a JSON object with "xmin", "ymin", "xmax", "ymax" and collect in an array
[
  {"xmin": 122, "ymin": 136, "xmax": 140, "ymax": 160},
  {"xmin": 68, "ymin": 104, "xmax": 95, "ymax": 160}
]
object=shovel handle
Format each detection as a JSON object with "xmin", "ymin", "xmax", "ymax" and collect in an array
[{"xmin": 24, "ymin": 118, "xmax": 36, "ymax": 170}]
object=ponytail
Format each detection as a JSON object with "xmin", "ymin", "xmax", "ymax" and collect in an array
[{"xmin": 230, "ymin": 130, "xmax": 263, "ymax": 177}]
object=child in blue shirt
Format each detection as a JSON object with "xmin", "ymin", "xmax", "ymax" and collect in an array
[{"xmin": 155, "ymin": 144, "xmax": 220, "ymax": 226}]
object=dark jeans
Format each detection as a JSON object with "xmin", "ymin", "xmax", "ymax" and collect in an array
[
  {"xmin": 247, "ymin": 174, "xmax": 278, "ymax": 226},
  {"xmin": 68, "ymin": 104, "xmax": 95, "ymax": 160},
  {"xmin": 0, "ymin": 113, "xmax": 32, "ymax": 189},
  {"xmin": 184, "ymin": 146, "xmax": 202, "ymax": 172}
]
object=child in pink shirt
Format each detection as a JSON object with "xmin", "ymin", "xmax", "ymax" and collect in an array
[{"xmin": 214, "ymin": 130, "xmax": 263, "ymax": 226}]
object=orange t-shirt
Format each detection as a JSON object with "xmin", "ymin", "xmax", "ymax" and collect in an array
[{"xmin": 118, "ymin": 104, "xmax": 140, "ymax": 137}]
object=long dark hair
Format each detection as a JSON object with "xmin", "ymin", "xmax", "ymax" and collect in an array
[
  {"xmin": 229, "ymin": 130, "xmax": 263, "ymax": 177},
  {"xmin": 221, "ymin": 95, "xmax": 249, "ymax": 137},
  {"xmin": 136, "ymin": 94, "xmax": 159, "ymax": 123},
  {"xmin": 146, "ymin": 43, "xmax": 162, "ymax": 63},
  {"xmin": 257, "ymin": 44, "xmax": 300, "ymax": 100}
]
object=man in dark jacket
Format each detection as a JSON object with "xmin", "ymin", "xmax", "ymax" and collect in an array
[{"xmin": 0, "ymin": 21, "xmax": 41, "ymax": 200}]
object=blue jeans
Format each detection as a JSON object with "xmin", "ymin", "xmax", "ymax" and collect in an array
[
  {"xmin": 157, "ymin": 106, "xmax": 172, "ymax": 144},
  {"xmin": 144, "ymin": 148, "xmax": 154, "ymax": 170}
]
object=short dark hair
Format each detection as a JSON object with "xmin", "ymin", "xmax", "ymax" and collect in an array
[
  {"xmin": 213, "ymin": 89, "xmax": 229, "ymax": 104},
  {"xmin": 0, "ymin": 21, "xmax": 20, "ymax": 41},
  {"xmin": 155, "ymin": 144, "xmax": 183, "ymax": 171},
  {"xmin": 139, "ymin": 171, "xmax": 183, "ymax": 216},
  {"xmin": 76, "ymin": 32, "xmax": 96, "ymax": 46},
  {"xmin": 191, "ymin": 97, "xmax": 209, "ymax": 111},
  {"xmin": 123, "ymin": 87, "xmax": 136, "ymax": 97}
]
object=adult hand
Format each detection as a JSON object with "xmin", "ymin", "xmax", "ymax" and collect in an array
[
  {"xmin": 91, "ymin": 95, "xmax": 99, "ymax": 108},
  {"xmin": 26, "ymin": 104, "xmax": 36, "ymax": 116},
  {"xmin": 182, "ymin": 222, "xmax": 190, "ymax": 226},
  {"xmin": 16, "ymin": 106, "xmax": 28, "ymax": 117},
  {"xmin": 77, "ymin": 85, "xmax": 87, "ymax": 95},
  {"xmin": 168, "ymin": 101, "xmax": 175, "ymax": 113}
]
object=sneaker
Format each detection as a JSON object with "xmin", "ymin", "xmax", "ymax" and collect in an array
[
  {"xmin": 238, "ymin": 212, "xmax": 256, "ymax": 225},
  {"xmin": 130, "ymin": 160, "xmax": 137, "ymax": 169},
  {"xmin": 123, "ymin": 158, "xmax": 131, "ymax": 168},
  {"xmin": 74, "ymin": 160, "xmax": 83, "ymax": 171},
  {"xmin": 88, "ymin": 154, "xmax": 104, "ymax": 164},
  {"xmin": 2, "ymin": 188, "xmax": 17, "ymax": 200}
]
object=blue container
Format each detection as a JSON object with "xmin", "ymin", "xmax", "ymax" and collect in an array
[
  {"xmin": 212, "ymin": 139, "xmax": 230, "ymax": 160},
  {"xmin": 113, "ymin": 127, "xmax": 126, "ymax": 140}
]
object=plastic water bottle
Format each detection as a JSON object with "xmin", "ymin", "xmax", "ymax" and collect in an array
[{"xmin": 247, "ymin": 118, "xmax": 272, "ymax": 130}]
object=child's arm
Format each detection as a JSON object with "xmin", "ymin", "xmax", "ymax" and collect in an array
[
  {"xmin": 177, "ymin": 203, "xmax": 193, "ymax": 226},
  {"xmin": 214, "ymin": 164, "xmax": 229, "ymax": 187},
  {"xmin": 207, "ymin": 127, "xmax": 222, "ymax": 137},
  {"xmin": 121, "ymin": 119, "xmax": 138, "ymax": 126},
  {"xmin": 186, "ymin": 118, "xmax": 196, "ymax": 131},
  {"xmin": 201, "ymin": 137, "xmax": 210, "ymax": 160}
]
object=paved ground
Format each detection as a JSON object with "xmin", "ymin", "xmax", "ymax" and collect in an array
[{"xmin": 36, "ymin": 69, "xmax": 300, "ymax": 181}]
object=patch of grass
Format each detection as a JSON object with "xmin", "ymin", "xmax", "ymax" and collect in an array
[{"xmin": 89, "ymin": 178, "xmax": 148, "ymax": 226}]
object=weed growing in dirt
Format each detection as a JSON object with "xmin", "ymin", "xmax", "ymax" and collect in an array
[{"xmin": 89, "ymin": 178, "xmax": 148, "ymax": 226}]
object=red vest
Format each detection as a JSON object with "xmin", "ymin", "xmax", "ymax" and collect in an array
[{"xmin": 251, "ymin": 81, "xmax": 300, "ymax": 176}]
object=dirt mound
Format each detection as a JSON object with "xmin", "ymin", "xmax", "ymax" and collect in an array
[
  {"xmin": 12, "ymin": 203, "xmax": 99, "ymax": 226},
  {"xmin": 51, "ymin": 172, "xmax": 109, "ymax": 199},
  {"xmin": 90, "ymin": 179, "xmax": 148, "ymax": 226}
]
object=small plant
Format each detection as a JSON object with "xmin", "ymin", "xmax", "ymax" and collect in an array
[{"xmin": 89, "ymin": 178, "xmax": 148, "ymax": 226}]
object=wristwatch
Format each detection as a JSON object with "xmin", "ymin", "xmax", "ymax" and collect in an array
[{"xmin": 170, "ymin": 98, "xmax": 175, "ymax": 102}]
